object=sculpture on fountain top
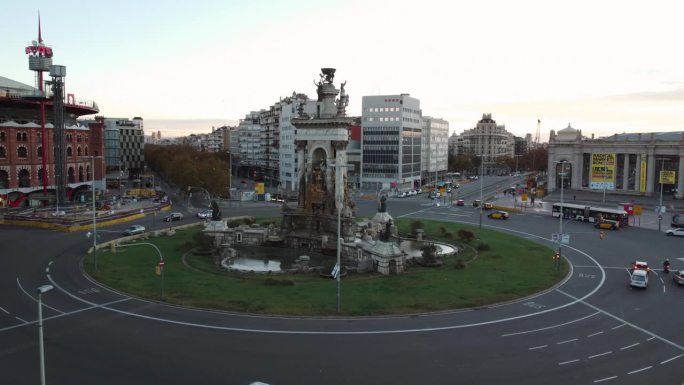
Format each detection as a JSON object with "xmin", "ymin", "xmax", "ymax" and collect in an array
[
  {"xmin": 211, "ymin": 200, "xmax": 221, "ymax": 221},
  {"xmin": 378, "ymin": 195, "xmax": 387, "ymax": 213}
]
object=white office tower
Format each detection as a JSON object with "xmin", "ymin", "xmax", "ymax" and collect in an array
[
  {"xmin": 361, "ymin": 94, "xmax": 422, "ymax": 192},
  {"xmin": 421, "ymin": 116, "xmax": 449, "ymax": 185}
]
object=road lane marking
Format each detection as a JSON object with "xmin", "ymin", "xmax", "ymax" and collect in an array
[
  {"xmin": 588, "ymin": 351, "xmax": 612, "ymax": 359},
  {"xmin": 557, "ymin": 338, "xmax": 578, "ymax": 345},
  {"xmin": 646, "ymin": 336, "xmax": 655, "ymax": 341},
  {"xmin": 16, "ymin": 277, "xmax": 64, "ymax": 314},
  {"xmin": 620, "ymin": 342, "xmax": 640, "ymax": 350},
  {"xmin": 587, "ymin": 331, "xmax": 604, "ymax": 337},
  {"xmin": 0, "ymin": 306, "xmax": 9, "ymax": 314},
  {"xmin": 48, "ymin": 260, "xmax": 53, "ymax": 266},
  {"xmin": 0, "ymin": 297, "xmax": 131, "ymax": 332},
  {"xmin": 501, "ymin": 312, "xmax": 599, "ymax": 337},
  {"xmin": 529, "ymin": 345, "xmax": 547, "ymax": 350},
  {"xmin": 660, "ymin": 354, "xmax": 684, "ymax": 364},
  {"xmin": 611, "ymin": 324, "xmax": 626, "ymax": 330},
  {"xmin": 558, "ymin": 289, "xmax": 684, "ymax": 352},
  {"xmin": 627, "ymin": 366, "xmax": 651, "ymax": 374},
  {"xmin": 593, "ymin": 376, "xmax": 617, "ymax": 383},
  {"xmin": 47, "ymin": 274, "xmax": 98, "ymax": 306},
  {"xmin": 558, "ymin": 359, "xmax": 579, "ymax": 365},
  {"xmin": 15, "ymin": 316, "xmax": 27, "ymax": 323}
]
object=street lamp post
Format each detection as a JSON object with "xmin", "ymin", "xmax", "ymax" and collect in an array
[
  {"xmin": 555, "ymin": 160, "xmax": 572, "ymax": 258},
  {"xmin": 37, "ymin": 284, "xmax": 54, "ymax": 385},
  {"xmin": 82, "ymin": 156, "xmax": 103, "ymax": 269},
  {"xmin": 116, "ymin": 242, "xmax": 165, "ymax": 299},
  {"xmin": 331, "ymin": 163, "xmax": 347, "ymax": 313},
  {"xmin": 657, "ymin": 158, "xmax": 668, "ymax": 232},
  {"xmin": 602, "ymin": 156, "xmax": 607, "ymax": 204},
  {"xmin": 476, "ymin": 155, "xmax": 485, "ymax": 229}
]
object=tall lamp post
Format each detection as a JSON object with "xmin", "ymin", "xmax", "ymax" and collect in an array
[
  {"xmin": 657, "ymin": 157, "xmax": 668, "ymax": 232},
  {"xmin": 116, "ymin": 242, "xmax": 165, "ymax": 299},
  {"xmin": 335, "ymin": 164, "xmax": 348, "ymax": 313},
  {"xmin": 82, "ymin": 156, "xmax": 103, "ymax": 269},
  {"xmin": 476, "ymin": 155, "xmax": 485, "ymax": 229},
  {"xmin": 37, "ymin": 284, "xmax": 54, "ymax": 385},
  {"xmin": 555, "ymin": 160, "xmax": 572, "ymax": 257}
]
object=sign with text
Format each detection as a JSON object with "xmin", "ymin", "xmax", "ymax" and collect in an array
[
  {"xmin": 660, "ymin": 170, "xmax": 676, "ymax": 184},
  {"xmin": 255, "ymin": 182, "xmax": 265, "ymax": 195},
  {"xmin": 590, "ymin": 153, "xmax": 616, "ymax": 190}
]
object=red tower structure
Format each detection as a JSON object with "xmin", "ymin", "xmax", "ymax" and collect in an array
[{"xmin": 25, "ymin": 15, "xmax": 53, "ymax": 196}]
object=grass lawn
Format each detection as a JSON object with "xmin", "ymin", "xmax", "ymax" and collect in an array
[{"xmin": 84, "ymin": 219, "xmax": 568, "ymax": 316}]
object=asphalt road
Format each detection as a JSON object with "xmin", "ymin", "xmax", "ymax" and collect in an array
[{"xmin": 2, "ymin": 175, "xmax": 684, "ymax": 385}]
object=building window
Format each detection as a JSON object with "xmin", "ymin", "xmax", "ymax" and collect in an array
[
  {"xmin": 67, "ymin": 146, "xmax": 73, "ymax": 156},
  {"xmin": 0, "ymin": 146, "xmax": 5, "ymax": 158},
  {"xmin": 68, "ymin": 167, "xmax": 75, "ymax": 183},
  {"xmin": 77, "ymin": 147, "xmax": 82, "ymax": 156},
  {"xmin": 0, "ymin": 132, "xmax": 5, "ymax": 141},
  {"xmin": 85, "ymin": 146, "xmax": 89, "ymax": 156},
  {"xmin": 18, "ymin": 169, "xmax": 30, "ymax": 187},
  {"xmin": 78, "ymin": 166, "xmax": 84, "ymax": 182},
  {"xmin": 0, "ymin": 170, "xmax": 9, "ymax": 188},
  {"xmin": 17, "ymin": 146, "xmax": 28, "ymax": 158},
  {"xmin": 37, "ymin": 146, "xmax": 43, "ymax": 158}
]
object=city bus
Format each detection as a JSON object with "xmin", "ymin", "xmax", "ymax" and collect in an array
[{"xmin": 552, "ymin": 203, "xmax": 629, "ymax": 227}]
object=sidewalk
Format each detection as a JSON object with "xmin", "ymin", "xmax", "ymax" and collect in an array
[{"xmin": 490, "ymin": 189, "xmax": 678, "ymax": 232}]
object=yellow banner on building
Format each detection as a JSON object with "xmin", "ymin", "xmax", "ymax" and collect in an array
[
  {"xmin": 660, "ymin": 170, "xmax": 676, "ymax": 184},
  {"xmin": 590, "ymin": 153, "xmax": 616, "ymax": 190},
  {"xmin": 639, "ymin": 157, "xmax": 647, "ymax": 193},
  {"xmin": 255, "ymin": 182, "xmax": 265, "ymax": 195}
]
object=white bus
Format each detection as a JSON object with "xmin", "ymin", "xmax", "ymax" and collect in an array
[{"xmin": 552, "ymin": 203, "xmax": 629, "ymax": 226}]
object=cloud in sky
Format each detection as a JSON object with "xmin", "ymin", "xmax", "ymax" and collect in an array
[{"xmin": 2, "ymin": 0, "xmax": 684, "ymax": 138}]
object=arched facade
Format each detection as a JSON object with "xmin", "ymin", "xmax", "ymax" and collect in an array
[{"xmin": 548, "ymin": 126, "xmax": 684, "ymax": 199}]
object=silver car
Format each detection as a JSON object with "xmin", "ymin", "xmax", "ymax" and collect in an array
[{"xmin": 123, "ymin": 225, "xmax": 146, "ymax": 236}]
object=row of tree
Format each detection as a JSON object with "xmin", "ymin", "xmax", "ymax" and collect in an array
[
  {"xmin": 448, "ymin": 147, "xmax": 548, "ymax": 175},
  {"xmin": 145, "ymin": 145, "xmax": 230, "ymax": 197}
]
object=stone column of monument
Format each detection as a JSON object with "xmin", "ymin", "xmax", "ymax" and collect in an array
[
  {"xmin": 296, "ymin": 141, "xmax": 306, "ymax": 208},
  {"xmin": 334, "ymin": 140, "xmax": 348, "ymax": 212}
]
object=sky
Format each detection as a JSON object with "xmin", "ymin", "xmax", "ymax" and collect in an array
[{"xmin": 3, "ymin": 0, "xmax": 684, "ymax": 140}]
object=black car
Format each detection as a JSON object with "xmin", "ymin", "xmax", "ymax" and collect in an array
[{"xmin": 163, "ymin": 212, "xmax": 184, "ymax": 222}]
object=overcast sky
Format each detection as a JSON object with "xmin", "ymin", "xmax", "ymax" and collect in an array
[{"xmin": 3, "ymin": 0, "xmax": 684, "ymax": 139}]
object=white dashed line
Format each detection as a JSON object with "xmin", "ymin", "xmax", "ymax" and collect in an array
[
  {"xmin": 620, "ymin": 342, "xmax": 640, "ymax": 350},
  {"xmin": 593, "ymin": 376, "xmax": 618, "ymax": 383},
  {"xmin": 48, "ymin": 260, "xmax": 54, "ymax": 266},
  {"xmin": 529, "ymin": 345, "xmax": 547, "ymax": 350},
  {"xmin": 646, "ymin": 336, "xmax": 655, "ymax": 341},
  {"xmin": 557, "ymin": 338, "xmax": 578, "ymax": 345},
  {"xmin": 45, "ymin": 267, "xmax": 49, "ymax": 273},
  {"xmin": 611, "ymin": 324, "xmax": 626, "ymax": 330},
  {"xmin": 588, "ymin": 351, "xmax": 612, "ymax": 359},
  {"xmin": 587, "ymin": 331, "xmax": 604, "ymax": 337},
  {"xmin": 627, "ymin": 366, "xmax": 652, "ymax": 374},
  {"xmin": 660, "ymin": 354, "xmax": 684, "ymax": 364},
  {"xmin": 501, "ymin": 312, "xmax": 599, "ymax": 337},
  {"xmin": 558, "ymin": 359, "xmax": 579, "ymax": 365},
  {"xmin": 15, "ymin": 316, "xmax": 27, "ymax": 323},
  {"xmin": 0, "ymin": 306, "xmax": 9, "ymax": 314}
]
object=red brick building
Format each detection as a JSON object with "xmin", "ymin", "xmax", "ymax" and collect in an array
[{"xmin": 0, "ymin": 76, "xmax": 103, "ymax": 207}]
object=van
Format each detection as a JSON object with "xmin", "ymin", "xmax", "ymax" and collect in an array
[{"xmin": 630, "ymin": 269, "xmax": 648, "ymax": 288}]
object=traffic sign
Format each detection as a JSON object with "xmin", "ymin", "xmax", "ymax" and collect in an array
[
  {"xmin": 331, "ymin": 263, "xmax": 340, "ymax": 279},
  {"xmin": 633, "ymin": 205, "xmax": 642, "ymax": 215},
  {"xmin": 159, "ymin": 261, "xmax": 165, "ymax": 267},
  {"xmin": 561, "ymin": 234, "xmax": 570, "ymax": 244},
  {"xmin": 551, "ymin": 233, "xmax": 559, "ymax": 242}
]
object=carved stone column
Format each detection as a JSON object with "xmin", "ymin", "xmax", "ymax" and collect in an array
[
  {"xmin": 622, "ymin": 153, "xmax": 629, "ymax": 191},
  {"xmin": 296, "ymin": 141, "xmax": 306, "ymax": 208},
  {"xmin": 646, "ymin": 152, "xmax": 655, "ymax": 195}
]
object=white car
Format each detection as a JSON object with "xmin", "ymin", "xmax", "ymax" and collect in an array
[
  {"xmin": 666, "ymin": 228, "xmax": 684, "ymax": 237},
  {"xmin": 123, "ymin": 225, "xmax": 146, "ymax": 236},
  {"xmin": 630, "ymin": 269, "xmax": 648, "ymax": 288},
  {"xmin": 196, "ymin": 209, "xmax": 212, "ymax": 219}
]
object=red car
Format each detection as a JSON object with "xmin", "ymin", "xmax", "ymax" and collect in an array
[
  {"xmin": 630, "ymin": 261, "xmax": 651, "ymax": 274},
  {"xmin": 456, "ymin": 199, "xmax": 465, "ymax": 206}
]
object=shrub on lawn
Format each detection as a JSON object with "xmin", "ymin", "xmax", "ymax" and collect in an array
[
  {"xmin": 457, "ymin": 229, "xmax": 475, "ymax": 243},
  {"xmin": 476, "ymin": 242, "xmax": 490, "ymax": 251},
  {"xmin": 454, "ymin": 259, "xmax": 467, "ymax": 269},
  {"xmin": 410, "ymin": 220, "xmax": 424, "ymax": 234}
]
